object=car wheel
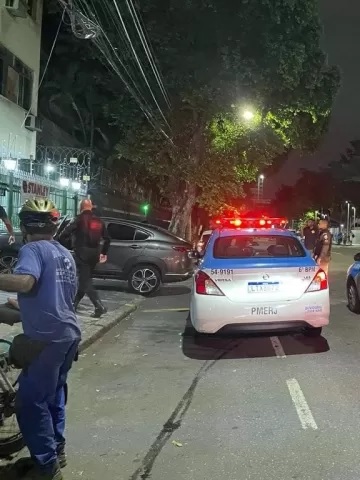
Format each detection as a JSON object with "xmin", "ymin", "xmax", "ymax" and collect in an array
[
  {"xmin": 0, "ymin": 253, "xmax": 18, "ymax": 274},
  {"xmin": 128, "ymin": 264, "xmax": 161, "ymax": 296},
  {"xmin": 304, "ymin": 327, "xmax": 322, "ymax": 337},
  {"xmin": 347, "ymin": 279, "xmax": 360, "ymax": 313}
]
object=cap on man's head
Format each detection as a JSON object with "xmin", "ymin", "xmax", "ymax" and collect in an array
[{"xmin": 80, "ymin": 199, "xmax": 93, "ymax": 212}]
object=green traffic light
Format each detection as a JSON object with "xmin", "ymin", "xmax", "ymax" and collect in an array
[{"xmin": 142, "ymin": 204, "xmax": 150, "ymax": 214}]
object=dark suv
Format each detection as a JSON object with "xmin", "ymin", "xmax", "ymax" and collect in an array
[{"xmin": 0, "ymin": 217, "xmax": 194, "ymax": 295}]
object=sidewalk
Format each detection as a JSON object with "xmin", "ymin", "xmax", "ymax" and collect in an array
[{"xmin": 0, "ymin": 280, "xmax": 144, "ymax": 352}]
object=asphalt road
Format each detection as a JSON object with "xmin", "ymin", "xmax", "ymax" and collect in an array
[{"xmin": 62, "ymin": 246, "xmax": 360, "ymax": 480}]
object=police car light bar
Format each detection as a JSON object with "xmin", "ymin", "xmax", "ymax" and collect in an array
[{"xmin": 214, "ymin": 217, "xmax": 288, "ymax": 229}]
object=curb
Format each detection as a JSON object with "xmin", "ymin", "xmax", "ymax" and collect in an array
[{"xmin": 78, "ymin": 299, "xmax": 143, "ymax": 353}]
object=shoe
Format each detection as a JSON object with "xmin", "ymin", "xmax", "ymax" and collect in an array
[
  {"xmin": 92, "ymin": 301, "xmax": 107, "ymax": 318},
  {"xmin": 57, "ymin": 445, "xmax": 67, "ymax": 468},
  {"xmin": 21, "ymin": 462, "xmax": 63, "ymax": 480}
]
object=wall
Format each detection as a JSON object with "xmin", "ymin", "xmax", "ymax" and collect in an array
[{"xmin": 0, "ymin": 0, "xmax": 43, "ymax": 160}]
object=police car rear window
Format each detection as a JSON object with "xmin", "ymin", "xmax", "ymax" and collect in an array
[{"xmin": 213, "ymin": 235, "xmax": 306, "ymax": 258}]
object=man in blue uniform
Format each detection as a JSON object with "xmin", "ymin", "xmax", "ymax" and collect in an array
[{"xmin": 0, "ymin": 198, "xmax": 80, "ymax": 479}]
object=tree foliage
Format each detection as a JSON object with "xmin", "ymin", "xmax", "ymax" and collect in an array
[
  {"xmin": 43, "ymin": 0, "xmax": 340, "ymax": 237},
  {"xmin": 106, "ymin": 0, "xmax": 340, "ymax": 236}
]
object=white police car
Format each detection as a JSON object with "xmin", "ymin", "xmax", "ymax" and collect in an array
[{"xmin": 190, "ymin": 217, "xmax": 330, "ymax": 336}]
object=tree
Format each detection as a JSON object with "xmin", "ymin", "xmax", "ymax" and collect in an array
[
  {"xmin": 106, "ymin": 0, "xmax": 340, "ymax": 237},
  {"xmin": 43, "ymin": 1, "xmax": 340, "ymax": 237}
]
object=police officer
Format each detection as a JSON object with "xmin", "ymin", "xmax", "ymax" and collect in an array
[
  {"xmin": 313, "ymin": 219, "xmax": 332, "ymax": 276},
  {"xmin": 59, "ymin": 199, "xmax": 110, "ymax": 318},
  {"xmin": 302, "ymin": 219, "xmax": 318, "ymax": 254}
]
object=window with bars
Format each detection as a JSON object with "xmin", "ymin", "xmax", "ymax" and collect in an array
[{"xmin": 0, "ymin": 44, "xmax": 33, "ymax": 110}]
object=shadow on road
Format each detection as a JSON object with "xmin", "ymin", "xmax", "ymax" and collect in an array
[
  {"xmin": 93, "ymin": 280, "xmax": 191, "ymax": 297},
  {"xmin": 151, "ymin": 285, "xmax": 191, "ymax": 297},
  {"xmin": 182, "ymin": 319, "xmax": 329, "ymax": 360}
]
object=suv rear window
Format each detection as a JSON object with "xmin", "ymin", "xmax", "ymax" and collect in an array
[{"xmin": 213, "ymin": 235, "xmax": 305, "ymax": 258}]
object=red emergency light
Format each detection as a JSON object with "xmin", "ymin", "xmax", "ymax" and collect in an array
[{"xmin": 214, "ymin": 216, "xmax": 288, "ymax": 229}]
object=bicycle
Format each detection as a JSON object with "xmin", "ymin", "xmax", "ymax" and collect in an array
[{"xmin": 0, "ymin": 306, "xmax": 24, "ymax": 457}]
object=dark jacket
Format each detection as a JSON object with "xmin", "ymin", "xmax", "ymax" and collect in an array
[
  {"xmin": 313, "ymin": 229, "xmax": 332, "ymax": 261},
  {"xmin": 303, "ymin": 225, "xmax": 318, "ymax": 250},
  {"xmin": 59, "ymin": 211, "xmax": 110, "ymax": 255}
]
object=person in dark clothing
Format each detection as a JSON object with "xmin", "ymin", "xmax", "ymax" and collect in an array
[
  {"xmin": 313, "ymin": 219, "xmax": 332, "ymax": 276},
  {"xmin": 302, "ymin": 220, "xmax": 318, "ymax": 253},
  {"xmin": 59, "ymin": 199, "xmax": 110, "ymax": 318}
]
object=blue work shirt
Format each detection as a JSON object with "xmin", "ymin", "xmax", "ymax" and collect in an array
[{"xmin": 14, "ymin": 240, "xmax": 81, "ymax": 343}]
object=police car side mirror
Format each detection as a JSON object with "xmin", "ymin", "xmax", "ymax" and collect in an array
[
  {"xmin": 354, "ymin": 253, "xmax": 360, "ymax": 262},
  {"xmin": 189, "ymin": 250, "xmax": 200, "ymax": 259}
]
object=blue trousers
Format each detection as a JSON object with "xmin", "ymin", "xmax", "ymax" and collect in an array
[{"xmin": 16, "ymin": 339, "xmax": 79, "ymax": 470}]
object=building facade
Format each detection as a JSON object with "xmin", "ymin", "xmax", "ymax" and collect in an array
[{"xmin": 0, "ymin": 0, "xmax": 43, "ymax": 162}]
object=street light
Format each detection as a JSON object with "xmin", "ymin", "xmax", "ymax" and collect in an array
[
  {"xmin": 243, "ymin": 109, "xmax": 254, "ymax": 121},
  {"xmin": 71, "ymin": 181, "xmax": 81, "ymax": 191},
  {"xmin": 257, "ymin": 174, "xmax": 265, "ymax": 202},
  {"xmin": 59, "ymin": 177, "xmax": 70, "ymax": 187},
  {"xmin": 45, "ymin": 164, "xmax": 54, "ymax": 173},
  {"xmin": 352, "ymin": 206, "xmax": 356, "ymax": 229},
  {"xmin": 3, "ymin": 159, "xmax": 17, "ymax": 171},
  {"xmin": 346, "ymin": 201, "xmax": 351, "ymax": 243}
]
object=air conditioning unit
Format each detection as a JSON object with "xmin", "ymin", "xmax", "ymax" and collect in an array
[
  {"xmin": 4, "ymin": 0, "xmax": 28, "ymax": 18},
  {"xmin": 25, "ymin": 115, "xmax": 43, "ymax": 133}
]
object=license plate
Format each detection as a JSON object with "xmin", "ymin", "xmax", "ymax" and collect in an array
[{"xmin": 248, "ymin": 282, "xmax": 280, "ymax": 293}]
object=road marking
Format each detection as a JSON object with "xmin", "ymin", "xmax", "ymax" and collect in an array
[
  {"xmin": 142, "ymin": 308, "xmax": 190, "ymax": 313},
  {"xmin": 286, "ymin": 378, "xmax": 318, "ymax": 430},
  {"xmin": 270, "ymin": 336, "xmax": 286, "ymax": 358}
]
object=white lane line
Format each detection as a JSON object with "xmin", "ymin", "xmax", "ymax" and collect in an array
[
  {"xmin": 286, "ymin": 378, "xmax": 318, "ymax": 430},
  {"xmin": 270, "ymin": 336, "xmax": 286, "ymax": 358}
]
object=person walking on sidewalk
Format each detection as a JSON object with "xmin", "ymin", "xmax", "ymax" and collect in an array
[
  {"xmin": 313, "ymin": 219, "xmax": 332, "ymax": 277},
  {"xmin": 59, "ymin": 199, "xmax": 110, "ymax": 318},
  {"xmin": 0, "ymin": 197, "xmax": 80, "ymax": 480}
]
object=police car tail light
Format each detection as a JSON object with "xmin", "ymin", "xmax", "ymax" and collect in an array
[
  {"xmin": 306, "ymin": 269, "xmax": 328, "ymax": 293},
  {"xmin": 195, "ymin": 271, "xmax": 224, "ymax": 296}
]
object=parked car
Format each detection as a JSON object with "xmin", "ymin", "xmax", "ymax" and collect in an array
[
  {"xmin": 346, "ymin": 252, "xmax": 360, "ymax": 312},
  {"xmin": 0, "ymin": 216, "xmax": 194, "ymax": 295}
]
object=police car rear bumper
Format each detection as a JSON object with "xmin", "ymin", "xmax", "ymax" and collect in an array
[{"xmin": 190, "ymin": 292, "xmax": 330, "ymax": 334}]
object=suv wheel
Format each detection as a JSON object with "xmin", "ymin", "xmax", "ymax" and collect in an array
[{"xmin": 128, "ymin": 264, "xmax": 161, "ymax": 296}]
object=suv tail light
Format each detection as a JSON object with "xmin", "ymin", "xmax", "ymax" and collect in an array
[
  {"xmin": 306, "ymin": 269, "xmax": 328, "ymax": 293},
  {"xmin": 195, "ymin": 271, "xmax": 224, "ymax": 296}
]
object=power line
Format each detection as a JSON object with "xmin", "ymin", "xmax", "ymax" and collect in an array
[
  {"xmin": 21, "ymin": 7, "xmax": 66, "ymax": 128},
  {"xmin": 75, "ymin": 0, "xmax": 167, "ymax": 128},
  {"xmin": 125, "ymin": 0, "xmax": 171, "ymax": 109},
  {"xmin": 110, "ymin": 0, "xmax": 170, "ymax": 129}
]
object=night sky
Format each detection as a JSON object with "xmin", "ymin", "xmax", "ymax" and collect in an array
[{"xmin": 267, "ymin": 0, "xmax": 360, "ymax": 196}]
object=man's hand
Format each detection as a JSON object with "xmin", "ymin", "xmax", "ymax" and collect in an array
[
  {"xmin": 8, "ymin": 235, "xmax": 15, "ymax": 245},
  {"xmin": 99, "ymin": 254, "xmax": 107, "ymax": 264},
  {"xmin": 7, "ymin": 297, "xmax": 19, "ymax": 310}
]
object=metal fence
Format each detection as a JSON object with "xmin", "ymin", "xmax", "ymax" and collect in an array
[{"xmin": 0, "ymin": 167, "xmax": 87, "ymax": 231}]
